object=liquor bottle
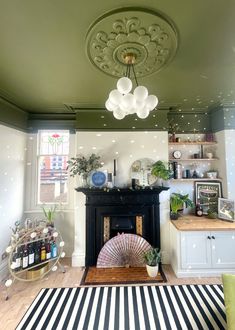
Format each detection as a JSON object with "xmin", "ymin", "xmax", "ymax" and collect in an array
[
  {"xmin": 22, "ymin": 245, "xmax": 29, "ymax": 269},
  {"xmin": 195, "ymin": 204, "xmax": 203, "ymax": 217},
  {"xmin": 51, "ymin": 240, "xmax": 57, "ymax": 258},
  {"xmin": 34, "ymin": 242, "xmax": 41, "ymax": 264},
  {"xmin": 15, "ymin": 247, "xmax": 21, "ymax": 271},
  {"xmin": 19, "ymin": 246, "xmax": 23, "ymax": 269},
  {"xmin": 45, "ymin": 239, "xmax": 51, "ymax": 260},
  {"xmin": 40, "ymin": 240, "xmax": 46, "ymax": 262},
  {"xmin": 28, "ymin": 244, "xmax": 35, "ymax": 266}
]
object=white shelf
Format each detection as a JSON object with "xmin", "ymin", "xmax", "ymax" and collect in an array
[
  {"xmin": 169, "ymin": 142, "xmax": 217, "ymax": 145},
  {"xmin": 169, "ymin": 158, "xmax": 218, "ymax": 161},
  {"xmin": 171, "ymin": 178, "xmax": 222, "ymax": 182}
]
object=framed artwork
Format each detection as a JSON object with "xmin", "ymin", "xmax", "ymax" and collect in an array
[
  {"xmin": 89, "ymin": 170, "xmax": 108, "ymax": 187},
  {"xmin": 195, "ymin": 181, "xmax": 222, "ymax": 215},
  {"xmin": 218, "ymin": 198, "xmax": 235, "ymax": 221}
]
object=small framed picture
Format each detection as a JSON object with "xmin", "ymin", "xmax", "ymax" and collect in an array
[
  {"xmin": 218, "ymin": 198, "xmax": 235, "ymax": 221},
  {"xmin": 195, "ymin": 181, "xmax": 222, "ymax": 215},
  {"xmin": 89, "ymin": 170, "xmax": 108, "ymax": 187}
]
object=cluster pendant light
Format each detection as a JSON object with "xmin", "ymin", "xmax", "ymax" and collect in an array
[{"xmin": 105, "ymin": 53, "xmax": 159, "ymax": 120}]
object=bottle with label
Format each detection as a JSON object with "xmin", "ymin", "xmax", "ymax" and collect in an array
[
  {"xmin": 51, "ymin": 240, "xmax": 57, "ymax": 258},
  {"xmin": 40, "ymin": 240, "xmax": 46, "ymax": 262},
  {"xmin": 45, "ymin": 239, "xmax": 51, "ymax": 260},
  {"xmin": 15, "ymin": 247, "xmax": 21, "ymax": 271},
  {"xmin": 195, "ymin": 204, "xmax": 203, "ymax": 217},
  {"xmin": 28, "ymin": 243, "xmax": 35, "ymax": 266},
  {"xmin": 34, "ymin": 242, "xmax": 41, "ymax": 264},
  {"xmin": 22, "ymin": 245, "xmax": 29, "ymax": 269}
]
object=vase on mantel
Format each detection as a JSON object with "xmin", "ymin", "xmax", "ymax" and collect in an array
[{"xmin": 80, "ymin": 173, "xmax": 89, "ymax": 187}]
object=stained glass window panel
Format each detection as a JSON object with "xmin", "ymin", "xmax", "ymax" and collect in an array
[{"xmin": 39, "ymin": 131, "xmax": 69, "ymax": 155}]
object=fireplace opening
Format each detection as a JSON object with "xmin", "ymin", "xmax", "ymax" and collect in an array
[
  {"xmin": 103, "ymin": 215, "xmax": 143, "ymax": 243},
  {"xmin": 110, "ymin": 216, "xmax": 136, "ymax": 238}
]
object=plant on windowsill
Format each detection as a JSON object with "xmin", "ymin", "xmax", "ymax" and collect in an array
[
  {"xmin": 42, "ymin": 204, "xmax": 57, "ymax": 227},
  {"xmin": 144, "ymin": 247, "xmax": 161, "ymax": 277},
  {"xmin": 151, "ymin": 161, "xmax": 173, "ymax": 186},
  {"xmin": 67, "ymin": 153, "xmax": 102, "ymax": 187},
  {"xmin": 170, "ymin": 193, "xmax": 194, "ymax": 220}
]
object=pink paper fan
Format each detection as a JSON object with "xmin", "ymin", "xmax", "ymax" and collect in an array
[{"xmin": 97, "ymin": 233, "xmax": 151, "ymax": 268}]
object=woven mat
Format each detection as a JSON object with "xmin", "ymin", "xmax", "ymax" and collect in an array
[{"xmin": 80, "ymin": 266, "xmax": 167, "ymax": 286}]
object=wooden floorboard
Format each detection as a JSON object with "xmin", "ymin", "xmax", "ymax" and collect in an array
[{"xmin": 0, "ymin": 259, "xmax": 221, "ymax": 330}]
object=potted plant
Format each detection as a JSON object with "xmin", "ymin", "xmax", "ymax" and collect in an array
[
  {"xmin": 67, "ymin": 153, "xmax": 102, "ymax": 186},
  {"xmin": 144, "ymin": 247, "xmax": 161, "ymax": 277},
  {"xmin": 151, "ymin": 161, "xmax": 173, "ymax": 186},
  {"xmin": 170, "ymin": 193, "xmax": 194, "ymax": 220},
  {"xmin": 42, "ymin": 204, "xmax": 57, "ymax": 226}
]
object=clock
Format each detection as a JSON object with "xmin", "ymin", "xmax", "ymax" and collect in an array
[{"xmin": 173, "ymin": 150, "xmax": 182, "ymax": 159}]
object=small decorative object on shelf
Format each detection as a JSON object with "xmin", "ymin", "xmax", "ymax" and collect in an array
[
  {"xmin": 195, "ymin": 204, "xmax": 203, "ymax": 217},
  {"xmin": 4, "ymin": 221, "xmax": 66, "ymax": 300}
]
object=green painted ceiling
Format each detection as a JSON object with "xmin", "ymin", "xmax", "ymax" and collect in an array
[{"xmin": 1, "ymin": 0, "xmax": 235, "ymax": 117}]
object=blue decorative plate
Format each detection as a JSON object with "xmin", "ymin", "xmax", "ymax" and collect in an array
[{"xmin": 91, "ymin": 171, "xmax": 107, "ymax": 187}]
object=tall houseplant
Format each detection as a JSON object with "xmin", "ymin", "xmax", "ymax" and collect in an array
[
  {"xmin": 67, "ymin": 153, "xmax": 102, "ymax": 186},
  {"xmin": 144, "ymin": 247, "xmax": 161, "ymax": 277},
  {"xmin": 151, "ymin": 161, "xmax": 173, "ymax": 186},
  {"xmin": 170, "ymin": 193, "xmax": 194, "ymax": 220}
]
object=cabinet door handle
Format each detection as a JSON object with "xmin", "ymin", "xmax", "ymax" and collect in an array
[
  {"xmin": 207, "ymin": 236, "xmax": 211, "ymax": 239},
  {"xmin": 212, "ymin": 236, "xmax": 215, "ymax": 239}
]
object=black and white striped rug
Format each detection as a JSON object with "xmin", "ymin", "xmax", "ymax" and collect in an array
[{"xmin": 16, "ymin": 284, "xmax": 226, "ymax": 330}]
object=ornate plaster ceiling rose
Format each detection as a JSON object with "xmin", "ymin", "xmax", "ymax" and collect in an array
[{"xmin": 86, "ymin": 7, "xmax": 178, "ymax": 78}]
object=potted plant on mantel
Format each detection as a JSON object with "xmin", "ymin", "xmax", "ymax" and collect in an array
[
  {"xmin": 170, "ymin": 193, "xmax": 194, "ymax": 220},
  {"xmin": 144, "ymin": 247, "xmax": 161, "ymax": 277},
  {"xmin": 67, "ymin": 153, "xmax": 102, "ymax": 187},
  {"xmin": 151, "ymin": 161, "xmax": 173, "ymax": 186}
]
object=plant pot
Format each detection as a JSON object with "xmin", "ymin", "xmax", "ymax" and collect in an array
[
  {"xmin": 170, "ymin": 212, "xmax": 179, "ymax": 220},
  {"xmin": 146, "ymin": 264, "xmax": 159, "ymax": 277}
]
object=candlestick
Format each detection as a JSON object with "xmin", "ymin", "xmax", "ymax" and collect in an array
[{"xmin": 113, "ymin": 159, "xmax": 117, "ymax": 177}]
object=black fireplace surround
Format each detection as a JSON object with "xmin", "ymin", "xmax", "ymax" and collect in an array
[{"xmin": 75, "ymin": 187, "xmax": 169, "ymax": 266}]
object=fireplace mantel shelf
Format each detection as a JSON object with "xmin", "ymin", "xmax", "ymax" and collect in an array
[{"xmin": 75, "ymin": 186, "xmax": 169, "ymax": 195}]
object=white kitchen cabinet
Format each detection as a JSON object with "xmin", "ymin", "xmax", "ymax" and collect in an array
[
  {"xmin": 170, "ymin": 223, "xmax": 235, "ymax": 277},
  {"xmin": 181, "ymin": 231, "xmax": 211, "ymax": 269}
]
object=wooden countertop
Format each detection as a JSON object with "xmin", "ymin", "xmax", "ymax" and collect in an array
[{"xmin": 171, "ymin": 215, "xmax": 235, "ymax": 231}]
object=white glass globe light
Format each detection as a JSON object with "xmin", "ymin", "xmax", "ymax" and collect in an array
[
  {"xmin": 105, "ymin": 99, "xmax": 118, "ymax": 112},
  {"xmin": 52, "ymin": 266, "xmax": 58, "ymax": 272},
  {"xmin": 113, "ymin": 108, "xmax": 126, "ymax": 120},
  {"xmin": 121, "ymin": 93, "xmax": 135, "ymax": 109},
  {"xmin": 134, "ymin": 100, "xmax": 145, "ymax": 111},
  {"xmin": 59, "ymin": 241, "xmax": 65, "ymax": 247},
  {"xmin": 117, "ymin": 77, "xmax": 132, "ymax": 94},
  {"xmin": 109, "ymin": 89, "xmax": 123, "ymax": 105},
  {"xmin": 61, "ymin": 252, "xmax": 66, "ymax": 258},
  {"xmin": 134, "ymin": 86, "xmax": 148, "ymax": 101},
  {"xmin": 145, "ymin": 95, "xmax": 158, "ymax": 110},
  {"xmin": 128, "ymin": 108, "xmax": 137, "ymax": 114},
  {"xmin": 137, "ymin": 107, "xmax": 149, "ymax": 119}
]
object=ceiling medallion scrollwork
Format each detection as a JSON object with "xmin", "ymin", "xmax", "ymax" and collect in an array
[{"xmin": 86, "ymin": 7, "xmax": 178, "ymax": 78}]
